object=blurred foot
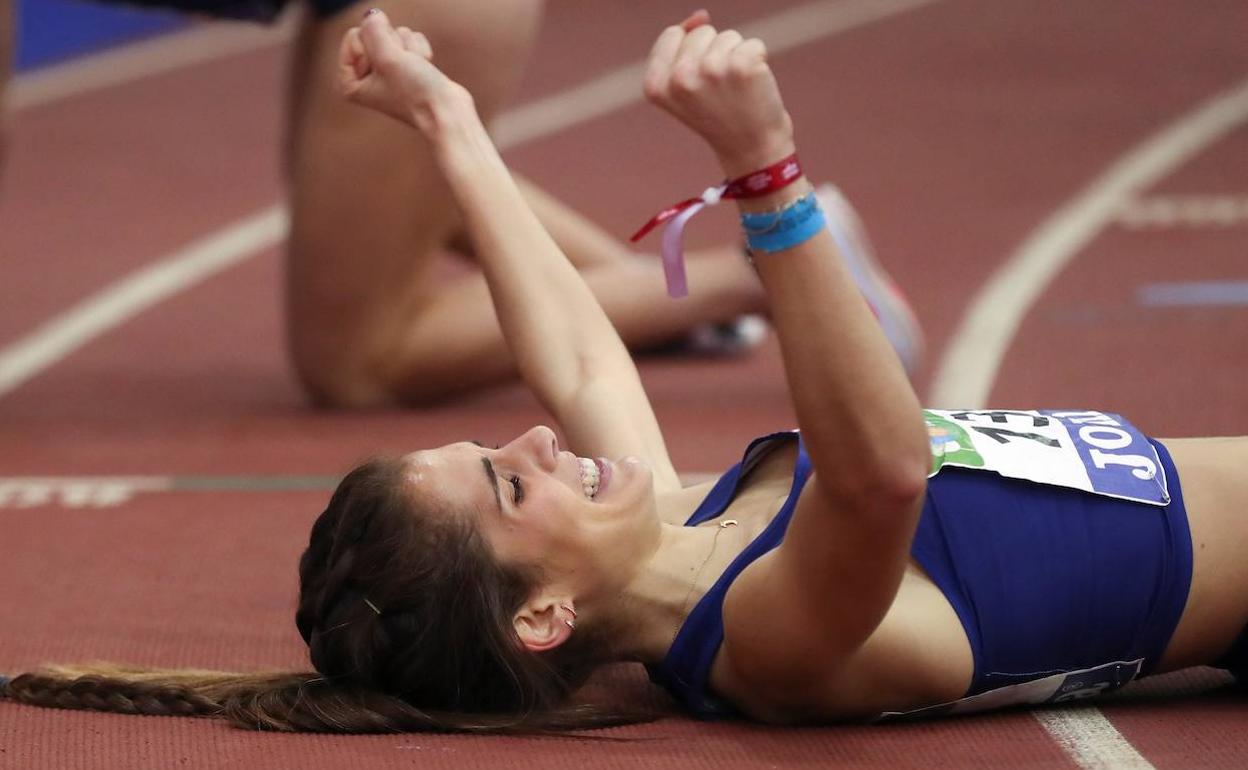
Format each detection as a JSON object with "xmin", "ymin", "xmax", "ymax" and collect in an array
[
  {"xmin": 684, "ymin": 313, "xmax": 768, "ymax": 356},
  {"xmin": 815, "ymin": 183, "xmax": 924, "ymax": 376}
]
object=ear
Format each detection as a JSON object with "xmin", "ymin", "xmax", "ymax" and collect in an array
[{"xmin": 513, "ymin": 596, "xmax": 574, "ymax": 653}]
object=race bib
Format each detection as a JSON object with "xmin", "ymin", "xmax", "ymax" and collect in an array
[
  {"xmin": 878, "ymin": 659, "xmax": 1144, "ymax": 720},
  {"xmin": 924, "ymin": 409, "xmax": 1169, "ymax": 506}
]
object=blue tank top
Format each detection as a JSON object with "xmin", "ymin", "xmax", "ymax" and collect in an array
[{"xmin": 646, "ymin": 429, "xmax": 1193, "ymax": 719}]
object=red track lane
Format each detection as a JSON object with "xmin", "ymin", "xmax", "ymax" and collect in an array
[
  {"xmin": 0, "ymin": 47, "xmax": 286, "ymax": 348},
  {"xmin": 991, "ymin": 129, "xmax": 1248, "ymax": 434},
  {"xmin": 0, "ymin": 497, "xmax": 1077, "ymax": 769},
  {"xmin": 2, "ymin": 0, "xmax": 1248, "ymax": 767}
]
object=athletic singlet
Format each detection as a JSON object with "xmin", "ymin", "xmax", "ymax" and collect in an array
[{"xmin": 647, "ymin": 418, "xmax": 1193, "ymax": 720}]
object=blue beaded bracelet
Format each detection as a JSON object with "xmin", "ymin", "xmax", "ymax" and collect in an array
[{"xmin": 741, "ymin": 191, "xmax": 826, "ymax": 254}]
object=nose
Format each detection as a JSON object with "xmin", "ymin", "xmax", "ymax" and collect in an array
[{"xmin": 508, "ymin": 425, "xmax": 559, "ymax": 471}]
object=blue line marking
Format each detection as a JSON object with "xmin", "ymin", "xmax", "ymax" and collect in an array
[
  {"xmin": 1137, "ymin": 281, "xmax": 1248, "ymax": 307},
  {"xmin": 16, "ymin": 0, "xmax": 187, "ymax": 72}
]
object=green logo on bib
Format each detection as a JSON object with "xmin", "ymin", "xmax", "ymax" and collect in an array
[{"xmin": 924, "ymin": 411, "xmax": 985, "ymax": 474}]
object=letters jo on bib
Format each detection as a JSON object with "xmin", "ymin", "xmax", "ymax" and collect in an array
[{"xmin": 923, "ymin": 409, "xmax": 1169, "ymax": 507}]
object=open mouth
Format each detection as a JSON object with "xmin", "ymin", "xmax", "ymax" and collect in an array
[{"xmin": 578, "ymin": 457, "xmax": 603, "ymax": 500}]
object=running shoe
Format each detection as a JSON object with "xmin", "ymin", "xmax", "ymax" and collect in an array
[
  {"xmin": 815, "ymin": 183, "xmax": 924, "ymax": 377},
  {"xmin": 683, "ymin": 313, "xmax": 769, "ymax": 356}
]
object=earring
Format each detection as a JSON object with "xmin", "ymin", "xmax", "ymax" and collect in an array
[
  {"xmin": 559, "ymin": 603, "xmax": 577, "ymax": 618},
  {"xmin": 565, "ymin": 619, "xmax": 576, "ymax": 630}
]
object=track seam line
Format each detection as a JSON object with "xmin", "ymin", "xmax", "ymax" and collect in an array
[
  {"xmin": 0, "ymin": 0, "xmax": 940, "ymax": 400},
  {"xmin": 0, "ymin": 472, "xmax": 721, "ymax": 507},
  {"xmin": 929, "ymin": 76, "xmax": 1248, "ymax": 409},
  {"xmin": 1116, "ymin": 193, "xmax": 1248, "ymax": 228}
]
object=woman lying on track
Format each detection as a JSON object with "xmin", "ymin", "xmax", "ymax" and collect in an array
[{"xmin": 3, "ymin": 10, "xmax": 1245, "ymax": 731}]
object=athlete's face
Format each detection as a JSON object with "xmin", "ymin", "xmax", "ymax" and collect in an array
[{"xmin": 402, "ymin": 426, "xmax": 659, "ymax": 592}]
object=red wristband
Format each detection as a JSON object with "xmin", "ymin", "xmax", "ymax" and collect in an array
[{"xmin": 629, "ymin": 153, "xmax": 802, "ymax": 243}]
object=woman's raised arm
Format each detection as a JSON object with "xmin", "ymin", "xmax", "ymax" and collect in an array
[
  {"xmin": 339, "ymin": 11, "xmax": 679, "ymax": 490},
  {"xmin": 642, "ymin": 14, "xmax": 931, "ymax": 678}
]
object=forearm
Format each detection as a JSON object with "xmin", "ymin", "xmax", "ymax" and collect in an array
[
  {"xmin": 427, "ymin": 91, "xmax": 633, "ymax": 405},
  {"xmin": 737, "ymin": 154, "xmax": 929, "ymax": 505},
  {"xmin": 640, "ymin": 15, "xmax": 928, "ymax": 495}
]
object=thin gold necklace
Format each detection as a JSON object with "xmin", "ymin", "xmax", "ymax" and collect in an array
[{"xmin": 670, "ymin": 518, "xmax": 739, "ymax": 647}]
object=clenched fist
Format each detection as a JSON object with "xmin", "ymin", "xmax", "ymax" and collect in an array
[
  {"xmin": 338, "ymin": 9, "xmax": 474, "ymax": 134},
  {"xmin": 643, "ymin": 11, "xmax": 795, "ymax": 176}
]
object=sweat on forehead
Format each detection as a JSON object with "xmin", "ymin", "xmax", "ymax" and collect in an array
[{"xmin": 399, "ymin": 447, "xmax": 495, "ymax": 514}]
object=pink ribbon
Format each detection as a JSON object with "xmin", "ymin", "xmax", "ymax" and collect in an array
[
  {"xmin": 631, "ymin": 154, "xmax": 801, "ymax": 299},
  {"xmin": 656, "ymin": 185, "xmax": 725, "ymax": 298}
]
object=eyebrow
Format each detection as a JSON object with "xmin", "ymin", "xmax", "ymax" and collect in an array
[{"xmin": 480, "ymin": 456, "xmax": 502, "ymax": 513}]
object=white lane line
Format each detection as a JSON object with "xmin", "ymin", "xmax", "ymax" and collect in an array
[
  {"xmin": 0, "ymin": 209, "xmax": 288, "ymax": 397},
  {"xmin": 0, "ymin": 475, "xmax": 338, "ymax": 508},
  {"xmin": 929, "ymin": 77, "xmax": 1248, "ymax": 409},
  {"xmin": 0, "ymin": 0, "xmax": 938, "ymax": 400},
  {"xmin": 1138, "ymin": 281, "xmax": 1248, "ymax": 307},
  {"xmin": 0, "ymin": 477, "xmax": 171, "ymax": 508},
  {"xmin": 1035, "ymin": 708, "xmax": 1156, "ymax": 770},
  {"xmin": 493, "ymin": 0, "xmax": 941, "ymax": 147},
  {"xmin": 11, "ymin": 16, "xmax": 295, "ymax": 111},
  {"xmin": 1116, "ymin": 194, "xmax": 1248, "ymax": 228}
]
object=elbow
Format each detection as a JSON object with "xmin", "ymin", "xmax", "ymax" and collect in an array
[
  {"xmin": 880, "ymin": 420, "xmax": 933, "ymax": 503},
  {"xmin": 829, "ymin": 466, "xmax": 927, "ymax": 517},
  {"xmin": 842, "ymin": 445, "xmax": 929, "ymax": 511},
  {"xmin": 860, "ymin": 458, "xmax": 927, "ymax": 510},
  {"xmin": 880, "ymin": 458, "xmax": 929, "ymax": 506},
  {"xmin": 881, "ymin": 432, "xmax": 932, "ymax": 504},
  {"xmin": 809, "ymin": 420, "xmax": 931, "ymax": 510}
]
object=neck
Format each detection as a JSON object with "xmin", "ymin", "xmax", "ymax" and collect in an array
[{"xmin": 603, "ymin": 485, "xmax": 738, "ymax": 664}]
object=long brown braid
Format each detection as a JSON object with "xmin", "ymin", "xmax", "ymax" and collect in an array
[{"xmin": 1, "ymin": 457, "xmax": 646, "ymax": 733}]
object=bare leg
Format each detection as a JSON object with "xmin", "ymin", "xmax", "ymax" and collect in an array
[
  {"xmin": 284, "ymin": 0, "xmax": 544, "ymax": 407},
  {"xmin": 459, "ymin": 172, "xmax": 768, "ymax": 341},
  {"xmin": 285, "ymin": 0, "xmax": 765, "ymax": 407},
  {"xmin": 382, "ymin": 247, "xmax": 764, "ymax": 403},
  {"xmin": 444, "ymin": 174, "xmax": 629, "ymax": 269},
  {"xmin": 514, "ymin": 175, "xmax": 643, "ymax": 269}
]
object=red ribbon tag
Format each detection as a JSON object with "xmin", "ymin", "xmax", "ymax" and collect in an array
[
  {"xmin": 722, "ymin": 155, "xmax": 802, "ymax": 199},
  {"xmin": 629, "ymin": 153, "xmax": 802, "ymax": 243},
  {"xmin": 629, "ymin": 197, "xmax": 706, "ymax": 243},
  {"xmin": 629, "ymin": 154, "xmax": 803, "ymax": 298}
]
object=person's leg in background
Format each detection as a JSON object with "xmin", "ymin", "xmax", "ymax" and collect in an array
[{"xmin": 284, "ymin": 0, "xmax": 767, "ymax": 407}]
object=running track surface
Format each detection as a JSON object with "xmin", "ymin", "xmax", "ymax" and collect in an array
[{"xmin": 2, "ymin": 1, "xmax": 1247, "ymax": 768}]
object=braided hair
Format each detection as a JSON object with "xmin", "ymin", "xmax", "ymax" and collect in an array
[{"xmin": 2, "ymin": 457, "xmax": 640, "ymax": 733}]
